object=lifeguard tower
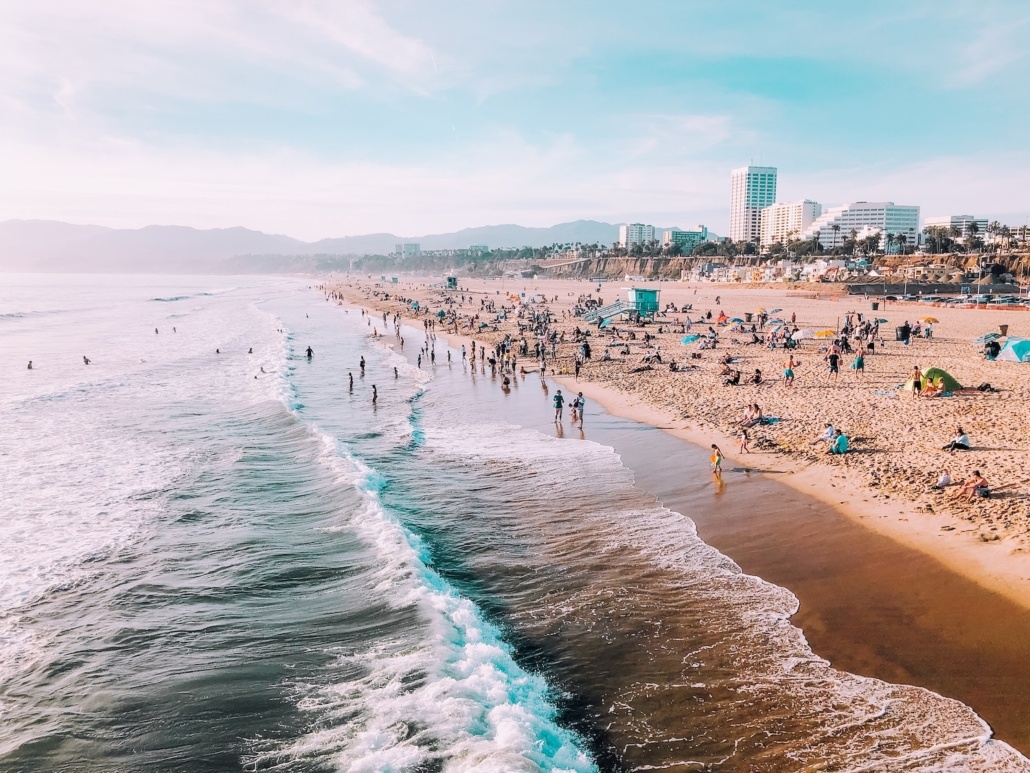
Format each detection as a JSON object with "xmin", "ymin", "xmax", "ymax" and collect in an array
[
  {"xmin": 581, "ymin": 286, "xmax": 661, "ymax": 325},
  {"xmin": 446, "ymin": 276, "xmax": 458, "ymax": 290}
]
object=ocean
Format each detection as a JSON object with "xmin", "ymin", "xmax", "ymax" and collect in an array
[{"xmin": 0, "ymin": 273, "xmax": 1026, "ymax": 772}]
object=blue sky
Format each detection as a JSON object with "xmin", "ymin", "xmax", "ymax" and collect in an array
[{"xmin": 0, "ymin": 0, "xmax": 1027, "ymax": 239}]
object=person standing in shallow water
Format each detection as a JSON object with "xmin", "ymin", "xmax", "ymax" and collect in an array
[
  {"xmin": 349, "ymin": 372, "xmax": 354, "ymax": 392},
  {"xmin": 305, "ymin": 346, "xmax": 314, "ymax": 358},
  {"xmin": 710, "ymin": 444, "xmax": 724, "ymax": 478},
  {"xmin": 359, "ymin": 356, "xmax": 365, "ymax": 375},
  {"xmin": 372, "ymin": 385, "xmax": 377, "ymax": 405},
  {"xmin": 552, "ymin": 389, "xmax": 565, "ymax": 423}
]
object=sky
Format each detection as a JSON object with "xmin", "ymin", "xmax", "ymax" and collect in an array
[{"xmin": 0, "ymin": 0, "xmax": 1028, "ymax": 240}]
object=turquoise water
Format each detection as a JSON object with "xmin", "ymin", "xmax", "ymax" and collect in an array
[{"xmin": 0, "ymin": 274, "xmax": 1025, "ymax": 771}]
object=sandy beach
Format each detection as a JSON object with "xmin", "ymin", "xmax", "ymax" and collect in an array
[{"xmin": 331, "ymin": 275, "xmax": 1030, "ymax": 613}]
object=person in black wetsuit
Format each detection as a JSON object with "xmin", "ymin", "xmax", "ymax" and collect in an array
[{"xmin": 306, "ymin": 346, "xmax": 314, "ymax": 358}]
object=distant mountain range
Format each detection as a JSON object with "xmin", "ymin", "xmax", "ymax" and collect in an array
[{"xmin": 0, "ymin": 219, "xmax": 653, "ymax": 273}]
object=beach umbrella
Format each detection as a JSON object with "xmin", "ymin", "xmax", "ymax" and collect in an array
[
  {"xmin": 973, "ymin": 332, "xmax": 1002, "ymax": 344},
  {"xmin": 681, "ymin": 334, "xmax": 701, "ymax": 344},
  {"xmin": 767, "ymin": 317, "xmax": 786, "ymax": 325},
  {"xmin": 768, "ymin": 308, "xmax": 782, "ymax": 314},
  {"xmin": 729, "ymin": 317, "xmax": 744, "ymax": 323},
  {"xmin": 755, "ymin": 307, "xmax": 766, "ymax": 313},
  {"xmin": 920, "ymin": 316, "xmax": 939, "ymax": 324},
  {"xmin": 876, "ymin": 317, "xmax": 889, "ymax": 323},
  {"xmin": 792, "ymin": 328, "xmax": 816, "ymax": 340},
  {"xmin": 815, "ymin": 329, "xmax": 837, "ymax": 339}
]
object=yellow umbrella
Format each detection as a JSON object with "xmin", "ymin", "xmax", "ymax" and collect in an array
[
  {"xmin": 755, "ymin": 307, "xmax": 767, "ymax": 313},
  {"xmin": 920, "ymin": 316, "xmax": 939, "ymax": 324},
  {"xmin": 815, "ymin": 329, "xmax": 837, "ymax": 338}
]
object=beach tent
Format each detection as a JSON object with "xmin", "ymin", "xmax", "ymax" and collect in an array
[
  {"xmin": 997, "ymin": 337, "xmax": 1030, "ymax": 362},
  {"xmin": 680, "ymin": 334, "xmax": 701, "ymax": 344},
  {"xmin": 922, "ymin": 367, "xmax": 962, "ymax": 391}
]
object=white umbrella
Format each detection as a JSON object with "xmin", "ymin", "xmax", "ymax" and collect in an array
[{"xmin": 792, "ymin": 328, "xmax": 817, "ymax": 340}]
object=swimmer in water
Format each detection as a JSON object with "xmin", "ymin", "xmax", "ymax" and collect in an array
[
  {"xmin": 216, "ymin": 349, "xmax": 220, "ymax": 354},
  {"xmin": 394, "ymin": 367, "xmax": 398, "ymax": 378},
  {"xmin": 306, "ymin": 346, "xmax": 314, "ymax": 358},
  {"xmin": 359, "ymin": 356, "xmax": 365, "ymax": 374},
  {"xmin": 27, "ymin": 360, "xmax": 32, "ymax": 370},
  {"xmin": 248, "ymin": 348, "xmax": 253, "ymax": 354},
  {"xmin": 155, "ymin": 328, "xmax": 159, "ymax": 334},
  {"xmin": 371, "ymin": 385, "xmax": 378, "ymax": 405},
  {"xmin": 83, "ymin": 356, "xmax": 91, "ymax": 365}
]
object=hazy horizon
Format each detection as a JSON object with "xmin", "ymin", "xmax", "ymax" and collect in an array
[{"xmin": 1, "ymin": 2, "xmax": 1028, "ymax": 240}]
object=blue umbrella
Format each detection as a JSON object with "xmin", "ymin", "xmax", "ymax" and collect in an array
[
  {"xmin": 729, "ymin": 317, "xmax": 744, "ymax": 323},
  {"xmin": 681, "ymin": 334, "xmax": 701, "ymax": 344}
]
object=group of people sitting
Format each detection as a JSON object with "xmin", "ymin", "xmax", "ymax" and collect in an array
[
  {"xmin": 811, "ymin": 422, "xmax": 849, "ymax": 454},
  {"xmin": 932, "ymin": 468, "xmax": 989, "ymax": 500}
]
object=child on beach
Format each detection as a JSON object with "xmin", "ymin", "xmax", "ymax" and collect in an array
[
  {"xmin": 738, "ymin": 429, "xmax": 749, "ymax": 454},
  {"xmin": 710, "ymin": 444, "xmax": 724, "ymax": 476}
]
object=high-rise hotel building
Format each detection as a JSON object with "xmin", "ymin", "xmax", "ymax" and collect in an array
[{"xmin": 729, "ymin": 166, "xmax": 777, "ymax": 243}]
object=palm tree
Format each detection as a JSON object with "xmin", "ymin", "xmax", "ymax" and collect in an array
[
  {"xmin": 885, "ymin": 232, "xmax": 896, "ymax": 255},
  {"xmin": 966, "ymin": 220, "xmax": 980, "ymax": 251},
  {"xmin": 896, "ymin": 233, "xmax": 908, "ymax": 255},
  {"xmin": 831, "ymin": 223, "xmax": 841, "ymax": 251}
]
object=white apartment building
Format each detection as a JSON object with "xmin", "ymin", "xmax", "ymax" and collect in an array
[
  {"xmin": 922, "ymin": 215, "xmax": 987, "ymax": 240},
  {"xmin": 619, "ymin": 223, "xmax": 656, "ymax": 248},
  {"xmin": 759, "ymin": 200, "xmax": 822, "ymax": 247},
  {"xmin": 802, "ymin": 202, "xmax": 920, "ymax": 251},
  {"xmin": 729, "ymin": 166, "xmax": 777, "ymax": 243}
]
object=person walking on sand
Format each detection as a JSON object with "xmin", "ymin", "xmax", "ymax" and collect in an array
[
  {"xmin": 552, "ymin": 389, "xmax": 565, "ymax": 423},
  {"xmin": 851, "ymin": 351, "xmax": 864, "ymax": 378},
  {"xmin": 783, "ymin": 353, "xmax": 798, "ymax": 386},
  {"xmin": 710, "ymin": 444, "xmax": 724, "ymax": 478},
  {"xmin": 825, "ymin": 349, "xmax": 840, "ymax": 384}
]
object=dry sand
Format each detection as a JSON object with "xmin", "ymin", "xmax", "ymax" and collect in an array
[{"xmin": 329, "ymin": 275, "xmax": 1030, "ymax": 610}]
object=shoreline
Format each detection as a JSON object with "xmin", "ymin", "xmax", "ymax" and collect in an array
[
  {"xmin": 552, "ymin": 373, "xmax": 1030, "ymax": 611},
  {"xmin": 329, "ymin": 282, "xmax": 1030, "ymax": 755},
  {"xmin": 330, "ymin": 276, "xmax": 1030, "ymax": 614}
]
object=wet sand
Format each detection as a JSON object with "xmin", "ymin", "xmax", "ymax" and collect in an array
[
  {"xmin": 341, "ymin": 283, "xmax": 1030, "ymax": 761},
  {"xmin": 590, "ymin": 415, "xmax": 1030, "ymax": 756}
]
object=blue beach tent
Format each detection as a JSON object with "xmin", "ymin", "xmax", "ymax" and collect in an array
[{"xmin": 997, "ymin": 337, "xmax": 1030, "ymax": 362}]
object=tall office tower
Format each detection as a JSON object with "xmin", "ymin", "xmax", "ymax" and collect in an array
[{"xmin": 729, "ymin": 166, "xmax": 777, "ymax": 243}]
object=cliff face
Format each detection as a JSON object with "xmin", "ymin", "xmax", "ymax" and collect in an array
[{"xmin": 545, "ymin": 256, "xmax": 699, "ymax": 279}]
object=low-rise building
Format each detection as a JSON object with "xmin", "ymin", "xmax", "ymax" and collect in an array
[
  {"xmin": 922, "ymin": 215, "xmax": 987, "ymax": 241},
  {"xmin": 662, "ymin": 225, "xmax": 709, "ymax": 253}
]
